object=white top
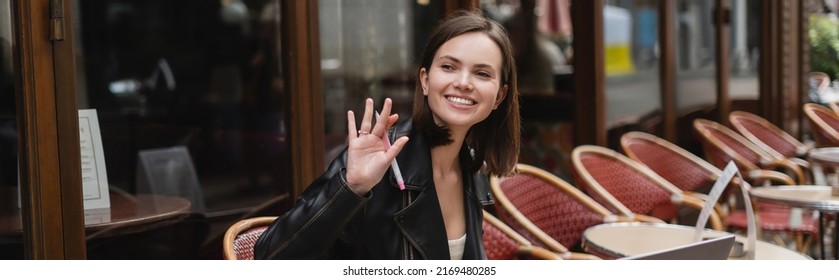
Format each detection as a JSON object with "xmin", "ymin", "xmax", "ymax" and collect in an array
[{"xmin": 448, "ymin": 234, "xmax": 467, "ymax": 260}]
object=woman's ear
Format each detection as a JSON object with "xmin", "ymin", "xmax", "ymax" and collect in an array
[
  {"xmin": 494, "ymin": 85, "xmax": 508, "ymax": 109},
  {"xmin": 419, "ymin": 68, "xmax": 429, "ymax": 95}
]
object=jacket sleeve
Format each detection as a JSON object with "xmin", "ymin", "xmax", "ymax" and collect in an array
[{"xmin": 253, "ymin": 151, "xmax": 370, "ymax": 259}]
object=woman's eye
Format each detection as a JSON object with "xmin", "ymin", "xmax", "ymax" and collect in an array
[
  {"xmin": 476, "ymin": 72, "xmax": 491, "ymax": 78},
  {"xmin": 441, "ymin": 64, "xmax": 454, "ymax": 71}
]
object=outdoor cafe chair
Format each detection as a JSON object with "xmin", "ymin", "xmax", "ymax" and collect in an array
[
  {"xmin": 803, "ymin": 103, "xmax": 839, "ymax": 147},
  {"xmin": 729, "ymin": 111, "xmax": 813, "ymax": 182},
  {"xmin": 490, "ymin": 163, "xmax": 636, "ymax": 260},
  {"xmin": 620, "ymin": 131, "xmax": 818, "ymax": 253},
  {"xmin": 693, "ymin": 118, "xmax": 806, "ymax": 185},
  {"xmin": 570, "ymin": 145, "xmax": 724, "ymax": 231}
]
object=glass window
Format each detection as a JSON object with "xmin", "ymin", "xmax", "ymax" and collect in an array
[
  {"xmin": 0, "ymin": 0, "xmax": 21, "ymax": 260},
  {"xmin": 73, "ymin": 0, "xmax": 290, "ymax": 259},
  {"xmin": 675, "ymin": 0, "xmax": 716, "ymax": 112},
  {"xmin": 673, "ymin": 0, "xmax": 717, "ymax": 154},
  {"xmin": 604, "ymin": 0, "xmax": 662, "ymax": 148},
  {"xmin": 729, "ymin": 0, "xmax": 759, "ymax": 104},
  {"xmin": 481, "ymin": 0, "xmax": 576, "ymax": 179},
  {"xmin": 319, "ymin": 0, "xmax": 441, "ymax": 164}
]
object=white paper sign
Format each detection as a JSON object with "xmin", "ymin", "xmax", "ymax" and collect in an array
[
  {"xmin": 694, "ymin": 161, "xmax": 756, "ymax": 259},
  {"xmin": 79, "ymin": 109, "xmax": 111, "ymax": 210}
]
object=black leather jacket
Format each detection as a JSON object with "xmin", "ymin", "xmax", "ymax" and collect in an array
[{"xmin": 253, "ymin": 120, "xmax": 494, "ymax": 259}]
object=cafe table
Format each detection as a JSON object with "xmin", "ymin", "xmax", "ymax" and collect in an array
[
  {"xmin": 749, "ymin": 185, "xmax": 839, "ymax": 259},
  {"xmin": 810, "ymin": 147, "xmax": 839, "ymax": 187},
  {"xmin": 582, "ymin": 222, "xmax": 812, "ymax": 260},
  {"xmin": 808, "ymin": 147, "xmax": 839, "ymax": 173},
  {"xmin": 0, "ymin": 191, "xmax": 192, "ymax": 239}
]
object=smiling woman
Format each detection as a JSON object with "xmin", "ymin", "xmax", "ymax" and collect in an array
[{"xmin": 253, "ymin": 10, "xmax": 521, "ymax": 260}]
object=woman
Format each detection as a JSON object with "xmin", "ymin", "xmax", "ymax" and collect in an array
[{"xmin": 253, "ymin": 10, "xmax": 520, "ymax": 260}]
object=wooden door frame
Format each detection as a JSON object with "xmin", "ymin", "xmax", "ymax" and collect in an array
[
  {"xmin": 660, "ymin": 0, "xmax": 677, "ymax": 141},
  {"xmin": 14, "ymin": 0, "xmax": 84, "ymax": 259},
  {"xmin": 282, "ymin": 0, "xmax": 324, "ymax": 198},
  {"xmin": 760, "ymin": 0, "xmax": 804, "ymax": 136},
  {"xmin": 572, "ymin": 0, "xmax": 606, "ymax": 146}
]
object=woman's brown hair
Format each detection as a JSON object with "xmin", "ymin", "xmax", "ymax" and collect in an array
[{"xmin": 412, "ymin": 10, "xmax": 520, "ymax": 177}]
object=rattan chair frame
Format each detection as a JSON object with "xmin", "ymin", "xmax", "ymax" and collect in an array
[
  {"xmin": 620, "ymin": 131, "xmax": 729, "ymax": 215},
  {"xmin": 829, "ymin": 102, "xmax": 839, "ymax": 114},
  {"xmin": 729, "ymin": 111, "xmax": 812, "ymax": 184},
  {"xmin": 571, "ymin": 145, "xmax": 724, "ymax": 231},
  {"xmin": 803, "ymin": 103, "xmax": 839, "ymax": 147},
  {"xmin": 729, "ymin": 111, "xmax": 813, "ymax": 159},
  {"xmin": 619, "ymin": 131, "xmax": 817, "ymax": 250},
  {"xmin": 222, "ymin": 216, "xmax": 276, "ymax": 260},
  {"xmin": 693, "ymin": 119, "xmax": 805, "ymax": 185},
  {"xmin": 482, "ymin": 210, "xmax": 561, "ymax": 260},
  {"xmin": 490, "ymin": 163, "xmax": 629, "ymax": 260},
  {"xmin": 620, "ymin": 131, "xmax": 791, "ymax": 188},
  {"xmin": 624, "ymin": 131, "xmax": 794, "ymax": 188},
  {"xmin": 621, "ymin": 131, "xmax": 720, "ymax": 191}
]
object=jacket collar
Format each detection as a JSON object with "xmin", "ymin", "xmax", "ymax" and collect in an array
[{"xmin": 389, "ymin": 119, "xmax": 487, "ymax": 259}]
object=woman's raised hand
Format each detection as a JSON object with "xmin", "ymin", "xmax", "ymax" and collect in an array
[{"xmin": 345, "ymin": 98, "xmax": 409, "ymax": 195}]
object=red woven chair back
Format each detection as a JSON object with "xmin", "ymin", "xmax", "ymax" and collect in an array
[
  {"xmin": 482, "ymin": 216, "xmax": 523, "ymax": 260},
  {"xmin": 729, "ymin": 111, "xmax": 800, "ymax": 158},
  {"xmin": 804, "ymin": 103, "xmax": 839, "ymax": 147},
  {"xmin": 494, "ymin": 166, "xmax": 609, "ymax": 250},
  {"xmin": 481, "ymin": 210, "xmax": 560, "ymax": 260},
  {"xmin": 233, "ymin": 226, "xmax": 268, "ymax": 260},
  {"xmin": 693, "ymin": 119, "xmax": 763, "ymax": 171},
  {"xmin": 571, "ymin": 146, "xmax": 677, "ymax": 221},
  {"xmin": 621, "ymin": 132, "xmax": 718, "ymax": 194}
]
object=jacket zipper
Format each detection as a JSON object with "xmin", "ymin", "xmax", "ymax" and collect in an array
[{"xmin": 402, "ymin": 190, "xmax": 415, "ymax": 260}]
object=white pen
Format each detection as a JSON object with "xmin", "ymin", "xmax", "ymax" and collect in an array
[{"xmin": 376, "ymin": 111, "xmax": 406, "ymax": 190}]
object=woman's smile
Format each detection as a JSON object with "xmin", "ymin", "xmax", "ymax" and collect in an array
[{"xmin": 445, "ymin": 95, "xmax": 476, "ymax": 106}]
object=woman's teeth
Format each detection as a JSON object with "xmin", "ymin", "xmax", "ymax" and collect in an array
[{"xmin": 447, "ymin": 96, "xmax": 474, "ymax": 106}]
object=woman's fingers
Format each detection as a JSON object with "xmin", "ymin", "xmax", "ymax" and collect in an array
[
  {"xmin": 371, "ymin": 98, "xmax": 393, "ymax": 137},
  {"xmin": 386, "ymin": 114, "xmax": 399, "ymax": 128},
  {"xmin": 359, "ymin": 98, "xmax": 374, "ymax": 134},
  {"xmin": 347, "ymin": 110, "xmax": 358, "ymax": 140},
  {"xmin": 350, "ymin": 97, "xmax": 400, "ymax": 141}
]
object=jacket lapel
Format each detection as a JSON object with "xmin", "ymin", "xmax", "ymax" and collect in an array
[
  {"xmin": 389, "ymin": 120, "xmax": 489, "ymax": 260},
  {"xmin": 460, "ymin": 170, "xmax": 486, "ymax": 260},
  {"xmin": 394, "ymin": 185, "xmax": 450, "ymax": 259},
  {"xmin": 390, "ymin": 122, "xmax": 449, "ymax": 259}
]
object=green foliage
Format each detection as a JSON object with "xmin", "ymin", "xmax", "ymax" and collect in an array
[{"xmin": 809, "ymin": 15, "xmax": 839, "ymax": 81}]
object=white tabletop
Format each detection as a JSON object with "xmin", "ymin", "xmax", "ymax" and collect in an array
[
  {"xmin": 582, "ymin": 222, "xmax": 812, "ymax": 260},
  {"xmin": 809, "ymin": 148, "xmax": 839, "ymax": 166},
  {"xmin": 749, "ymin": 185, "xmax": 839, "ymax": 212}
]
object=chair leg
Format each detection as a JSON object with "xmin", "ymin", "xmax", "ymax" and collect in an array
[
  {"xmin": 794, "ymin": 233, "xmax": 813, "ymax": 253},
  {"xmin": 771, "ymin": 233, "xmax": 787, "ymax": 248},
  {"xmin": 804, "ymin": 234, "xmax": 814, "ymax": 255}
]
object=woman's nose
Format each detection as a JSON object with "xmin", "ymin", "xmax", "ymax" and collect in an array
[{"xmin": 453, "ymin": 73, "xmax": 474, "ymax": 91}]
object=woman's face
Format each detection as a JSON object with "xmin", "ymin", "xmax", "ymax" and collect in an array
[{"xmin": 420, "ymin": 32, "xmax": 507, "ymax": 132}]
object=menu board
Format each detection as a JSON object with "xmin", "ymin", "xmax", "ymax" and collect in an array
[{"xmin": 79, "ymin": 109, "xmax": 110, "ymax": 210}]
